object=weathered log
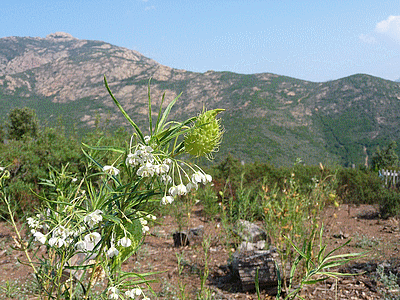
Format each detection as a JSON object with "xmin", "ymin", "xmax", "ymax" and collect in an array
[{"xmin": 231, "ymin": 248, "xmax": 281, "ymax": 292}]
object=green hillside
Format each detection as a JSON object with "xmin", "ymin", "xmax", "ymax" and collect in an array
[{"xmin": 1, "ymin": 34, "xmax": 400, "ymax": 166}]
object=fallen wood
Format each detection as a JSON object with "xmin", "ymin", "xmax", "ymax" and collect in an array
[{"xmin": 231, "ymin": 248, "xmax": 281, "ymax": 292}]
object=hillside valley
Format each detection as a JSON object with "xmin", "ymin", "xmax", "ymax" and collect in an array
[{"xmin": 1, "ymin": 32, "xmax": 400, "ymax": 166}]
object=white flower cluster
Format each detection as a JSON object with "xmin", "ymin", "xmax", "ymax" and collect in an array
[
  {"xmin": 126, "ymin": 144, "xmax": 172, "ymax": 182},
  {"xmin": 103, "ymin": 165, "xmax": 120, "ymax": 176},
  {"xmin": 123, "ymin": 137, "xmax": 214, "ymax": 207},
  {"xmin": 107, "ymin": 286, "xmax": 119, "ymax": 300},
  {"xmin": 84, "ymin": 209, "xmax": 103, "ymax": 228},
  {"xmin": 27, "ymin": 208, "xmax": 136, "ymax": 259},
  {"xmin": 139, "ymin": 218, "xmax": 149, "ymax": 234},
  {"xmin": 107, "ymin": 286, "xmax": 149, "ymax": 300},
  {"xmin": 162, "ymin": 170, "xmax": 212, "ymax": 205}
]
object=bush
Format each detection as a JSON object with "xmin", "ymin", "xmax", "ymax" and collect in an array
[
  {"xmin": 0, "ymin": 128, "xmax": 83, "ymax": 217},
  {"xmin": 0, "ymin": 121, "xmax": 132, "ymax": 218},
  {"xmin": 336, "ymin": 168, "xmax": 385, "ymax": 205},
  {"xmin": 379, "ymin": 190, "xmax": 400, "ymax": 219},
  {"xmin": 7, "ymin": 107, "xmax": 38, "ymax": 140}
]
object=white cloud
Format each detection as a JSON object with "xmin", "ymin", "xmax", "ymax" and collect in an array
[
  {"xmin": 359, "ymin": 33, "xmax": 376, "ymax": 44},
  {"xmin": 374, "ymin": 15, "xmax": 400, "ymax": 43}
]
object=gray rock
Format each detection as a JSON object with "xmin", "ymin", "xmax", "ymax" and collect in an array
[{"xmin": 234, "ymin": 219, "xmax": 270, "ymax": 244}]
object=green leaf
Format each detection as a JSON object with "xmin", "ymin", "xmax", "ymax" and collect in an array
[
  {"xmin": 104, "ymin": 75, "xmax": 144, "ymax": 143},
  {"xmin": 275, "ymin": 260, "xmax": 282, "ymax": 300},
  {"xmin": 115, "ymin": 218, "xmax": 144, "ymax": 265},
  {"xmin": 148, "ymin": 78, "xmax": 153, "ymax": 136},
  {"xmin": 154, "ymin": 92, "xmax": 182, "ymax": 134},
  {"xmin": 155, "ymin": 92, "xmax": 166, "ymax": 134},
  {"xmin": 81, "ymin": 144, "xmax": 125, "ymax": 154},
  {"xmin": 64, "ymin": 263, "xmax": 95, "ymax": 270},
  {"xmin": 303, "ymin": 277, "xmax": 329, "ymax": 285}
]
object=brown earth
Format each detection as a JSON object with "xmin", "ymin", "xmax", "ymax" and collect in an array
[{"xmin": 1, "ymin": 204, "xmax": 400, "ymax": 299}]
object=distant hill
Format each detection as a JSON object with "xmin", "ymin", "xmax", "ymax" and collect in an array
[{"xmin": 1, "ymin": 32, "xmax": 400, "ymax": 166}]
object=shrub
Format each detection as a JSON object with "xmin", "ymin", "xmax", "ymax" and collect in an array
[
  {"xmin": 379, "ymin": 189, "xmax": 400, "ymax": 219},
  {"xmin": 336, "ymin": 167, "xmax": 385, "ymax": 205},
  {"xmin": 7, "ymin": 107, "xmax": 38, "ymax": 140}
]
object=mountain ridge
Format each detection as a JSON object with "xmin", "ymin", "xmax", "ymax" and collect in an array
[{"xmin": 1, "ymin": 32, "xmax": 400, "ymax": 166}]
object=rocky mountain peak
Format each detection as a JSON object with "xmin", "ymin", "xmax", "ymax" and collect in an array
[
  {"xmin": 1, "ymin": 34, "xmax": 400, "ymax": 165},
  {"xmin": 45, "ymin": 32, "xmax": 77, "ymax": 41}
]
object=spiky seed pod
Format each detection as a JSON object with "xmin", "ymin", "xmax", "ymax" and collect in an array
[{"xmin": 184, "ymin": 108, "xmax": 224, "ymax": 158}]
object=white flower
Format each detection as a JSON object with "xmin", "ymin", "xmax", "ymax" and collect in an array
[
  {"xmin": 205, "ymin": 174, "xmax": 212, "ymax": 183},
  {"xmin": 107, "ymin": 286, "xmax": 119, "ymax": 300},
  {"xmin": 142, "ymin": 145, "xmax": 153, "ymax": 153},
  {"xmin": 147, "ymin": 214, "xmax": 157, "ymax": 221},
  {"xmin": 48, "ymin": 236, "xmax": 65, "ymax": 248},
  {"xmin": 137, "ymin": 162, "xmax": 155, "ymax": 177},
  {"xmin": 103, "ymin": 165, "xmax": 120, "ymax": 176},
  {"xmin": 75, "ymin": 240, "xmax": 86, "ymax": 251},
  {"xmin": 27, "ymin": 217, "xmax": 40, "ymax": 229},
  {"xmin": 186, "ymin": 182, "xmax": 198, "ymax": 192},
  {"xmin": 126, "ymin": 153, "xmax": 139, "ymax": 166},
  {"xmin": 140, "ymin": 218, "xmax": 149, "ymax": 234},
  {"xmin": 85, "ymin": 232, "xmax": 101, "ymax": 243},
  {"xmin": 169, "ymin": 186, "xmax": 178, "ymax": 197},
  {"xmin": 142, "ymin": 226, "xmax": 149, "ymax": 234},
  {"xmin": 168, "ymin": 184, "xmax": 187, "ymax": 197},
  {"xmin": 117, "ymin": 236, "xmax": 132, "ymax": 248},
  {"xmin": 176, "ymin": 184, "xmax": 187, "ymax": 196},
  {"xmin": 125, "ymin": 287, "xmax": 143, "ymax": 298},
  {"xmin": 161, "ymin": 174, "xmax": 172, "ymax": 184},
  {"xmin": 144, "ymin": 135, "xmax": 151, "ymax": 143},
  {"xmin": 161, "ymin": 195, "xmax": 174, "ymax": 205},
  {"xmin": 84, "ymin": 209, "xmax": 103, "ymax": 227},
  {"xmin": 33, "ymin": 231, "xmax": 47, "ymax": 244},
  {"xmin": 106, "ymin": 245, "xmax": 119, "ymax": 258},
  {"xmin": 84, "ymin": 232, "xmax": 101, "ymax": 251},
  {"xmin": 154, "ymin": 163, "xmax": 169, "ymax": 175},
  {"xmin": 124, "ymin": 290, "xmax": 134, "ymax": 298},
  {"xmin": 191, "ymin": 171, "xmax": 205, "ymax": 184},
  {"xmin": 128, "ymin": 144, "xmax": 155, "ymax": 166},
  {"xmin": 53, "ymin": 226, "xmax": 68, "ymax": 240}
]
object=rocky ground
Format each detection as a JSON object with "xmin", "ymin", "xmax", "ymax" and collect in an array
[{"xmin": 1, "ymin": 204, "xmax": 400, "ymax": 299}]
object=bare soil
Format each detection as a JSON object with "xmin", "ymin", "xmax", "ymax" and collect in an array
[{"xmin": 1, "ymin": 204, "xmax": 400, "ymax": 299}]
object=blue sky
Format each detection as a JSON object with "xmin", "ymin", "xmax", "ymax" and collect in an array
[{"xmin": 1, "ymin": 0, "xmax": 400, "ymax": 82}]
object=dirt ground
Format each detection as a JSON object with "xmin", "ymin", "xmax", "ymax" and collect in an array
[{"xmin": 1, "ymin": 204, "xmax": 400, "ymax": 299}]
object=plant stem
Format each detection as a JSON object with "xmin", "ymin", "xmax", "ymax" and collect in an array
[{"xmin": 4, "ymin": 195, "xmax": 38, "ymax": 275}]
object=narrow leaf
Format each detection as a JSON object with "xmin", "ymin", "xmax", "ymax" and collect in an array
[
  {"xmin": 155, "ymin": 92, "xmax": 182, "ymax": 133},
  {"xmin": 148, "ymin": 78, "xmax": 152, "ymax": 136},
  {"xmin": 104, "ymin": 75, "xmax": 144, "ymax": 143},
  {"xmin": 154, "ymin": 92, "xmax": 166, "ymax": 135}
]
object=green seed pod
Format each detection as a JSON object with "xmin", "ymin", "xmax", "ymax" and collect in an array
[{"xmin": 184, "ymin": 108, "xmax": 224, "ymax": 158}]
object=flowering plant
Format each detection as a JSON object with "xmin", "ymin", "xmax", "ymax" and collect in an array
[{"xmin": 2, "ymin": 77, "xmax": 224, "ymax": 299}]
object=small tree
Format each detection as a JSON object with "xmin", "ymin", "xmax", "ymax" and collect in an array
[
  {"xmin": 7, "ymin": 107, "xmax": 39, "ymax": 140},
  {"xmin": 371, "ymin": 141, "xmax": 399, "ymax": 170}
]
